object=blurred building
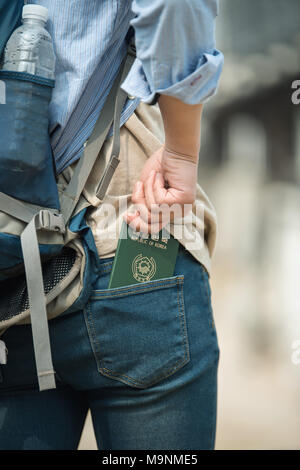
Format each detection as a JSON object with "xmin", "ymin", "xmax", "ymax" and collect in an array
[
  {"xmin": 197, "ymin": 0, "xmax": 300, "ymax": 450},
  {"xmin": 206, "ymin": 0, "xmax": 300, "ymax": 180}
]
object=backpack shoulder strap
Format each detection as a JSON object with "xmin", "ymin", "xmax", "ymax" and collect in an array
[
  {"xmin": 29, "ymin": 45, "xmax": 135, "ymax": 391},
  {"xmin": 0, "ymin": 0, "xmax": 24, "ymax": 58},
  {"xmin": 60, "ymin": 44, "xmax": 136, "ymax": 224}
]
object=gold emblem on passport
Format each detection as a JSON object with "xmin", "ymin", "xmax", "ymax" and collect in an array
[
  {"xmin": 132, "ymin": 254, "xmax": 157, "ymax": 283},
  {"xmin": 108, "ymin": 222, "xmax": 179, "ymax": 289}
]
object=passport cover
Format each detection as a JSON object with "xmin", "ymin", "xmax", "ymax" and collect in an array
[{"xmin": 108, "ymin": 222, "xmax": 179, "ymax": 289}]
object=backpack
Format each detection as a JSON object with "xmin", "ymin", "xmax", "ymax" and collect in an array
[
  {"xmin": 0, "ymin": 0, "xmax": 136, "ymax": 391},
  {"xmin": 0, "ymin": 0, "xmax": 24, "ymax": 59}
]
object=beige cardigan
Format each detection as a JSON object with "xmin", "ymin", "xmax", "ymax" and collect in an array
[{"xmin": 84, "ymin": 101, "xmax": 217, "ymax": 275}]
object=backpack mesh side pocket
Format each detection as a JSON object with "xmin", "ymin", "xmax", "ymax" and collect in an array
[{"xmin": 0, "ymin": 247, "xmax": 81, "ymax": 329}]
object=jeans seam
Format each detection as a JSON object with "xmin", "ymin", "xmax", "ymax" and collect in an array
[
  {"xmin": 83, "ymin": 302, "xmax": 104, "ymax": 372},
  {"xmin": 209, "ymin": 357, "xmax": 219, "ymax": 450},
  {"xmin": 200, "ymin": 265, "xmax": 215, "ymax": 330},
  {"xmin": 178, "ymin": 276, "xmax": 190, "ymax": 364},
  {"xmin": 86, "ymin": 277, "xmax": 190, "ymax": 388},
  {"xmin": 199, "ymin": 266, "xmax": 220, "ymax": 359}
]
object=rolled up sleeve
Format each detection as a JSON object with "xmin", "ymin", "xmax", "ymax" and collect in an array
[{"xmin": 121, "ymin": 0, "xmax": 224, "ymax": 105}]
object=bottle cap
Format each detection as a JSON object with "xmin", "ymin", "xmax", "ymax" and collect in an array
[{"xmin": 22, "ymin": 4, "xmax": 49, "ymax": 23}]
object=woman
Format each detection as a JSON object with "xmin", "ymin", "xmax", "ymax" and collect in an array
[{"xmin": 0, "ymin": 0, "xmax": 223, "ymax": 450}]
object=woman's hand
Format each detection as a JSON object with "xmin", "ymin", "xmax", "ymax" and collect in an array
[
  {"xmin": 124, "ymin": 95, "xmax": 203, "ymax": 234},
  {"xmin": 124, "ymin": 144, "xmax": 198, "ymax": 234}
]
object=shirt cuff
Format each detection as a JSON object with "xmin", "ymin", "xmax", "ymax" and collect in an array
[{"xmin": 121, "ymin": 49, "xmax": 224, "ymax": 106}]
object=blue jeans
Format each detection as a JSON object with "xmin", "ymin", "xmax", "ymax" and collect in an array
[{"xmin": 0, "ymin": 248, "xmax": 219, "ymax": 450}]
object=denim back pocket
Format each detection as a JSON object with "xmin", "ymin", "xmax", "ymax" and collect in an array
[{"xmin": 84, "ymin": 275, "xmax": 190, "ymax": 389}]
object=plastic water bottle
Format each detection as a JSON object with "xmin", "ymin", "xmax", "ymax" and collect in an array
[
  {"xmin": 1, "ymin": 4, "xmax": 55, "ymax": 79},
  {"xmin": 0, "ymin": 4, "xmax": 56, "ymax": 190}
]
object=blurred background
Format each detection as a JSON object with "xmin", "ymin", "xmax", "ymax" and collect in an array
[
  {"xmin": 79, "ymin": 0, "xmax": 300, "ymax": 450},
  {"xmin": 205, "ymin": 0, "xmax": 300, "ymax": 450}
]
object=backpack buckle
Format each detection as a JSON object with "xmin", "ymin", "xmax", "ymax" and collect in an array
[{"xmin": 38, "ymin": 210, "xmax": 65, "ymax": 233}]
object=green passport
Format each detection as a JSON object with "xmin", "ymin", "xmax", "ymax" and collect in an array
[{"xmin": 108, "ymin": 222, "xmax": 179, "ymax": 289}]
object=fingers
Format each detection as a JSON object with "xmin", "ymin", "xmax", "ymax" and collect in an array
[
  {"xmin": 131, "ymin": 180, "xmax": 145, "ymax": 205},
  {"xmin": 144, "ymin": 170, "xmax": 157, "ymax": 208},
  {"xmin": 153, "ymin": 172, "xmax": 168, "ymax": 205},
  {"xmin": 124, "ymin": 180, "xmax": 152, "ymax": 233},
  {"xmin": 124, "ymin": 176, "xmax": 162, "ymax": 234},
  {"xmin": 125, "ymin": 213, "xmax": 161, "ymax": 235},
  {"xmin": 124, "ymin": 170, "xmax": 185, "ymax": 234},
  {"xmin": 142, "ymin": 170, "xmax": 170, "ymax": 230},
  {"xmin": 132, "ymin": 173, "xmax": 159, "ymax": 225},
  {"xmin": 144, "ymin": 170, "xmax": 164, "ymax": 226}
]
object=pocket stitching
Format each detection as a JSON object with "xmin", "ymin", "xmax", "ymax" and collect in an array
[
  {"xmin": 100, "ymin": 277, "xmax": 189, "ymax": 387},
  {"xmin": 101, "ymin": 267, "xmax": 113, "ymax": 274},
  {"xmin": 91, "ymin": 276, "xmax": 184, "ymax": 300},
  {"xmin": 86, "ymin": 277, "xmax": 190, "ymax": 388}
]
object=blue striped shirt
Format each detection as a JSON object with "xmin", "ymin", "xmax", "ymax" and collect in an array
[{"xmin": 27, "ymin": 0, "xmax": 223, "ymax": 173}]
